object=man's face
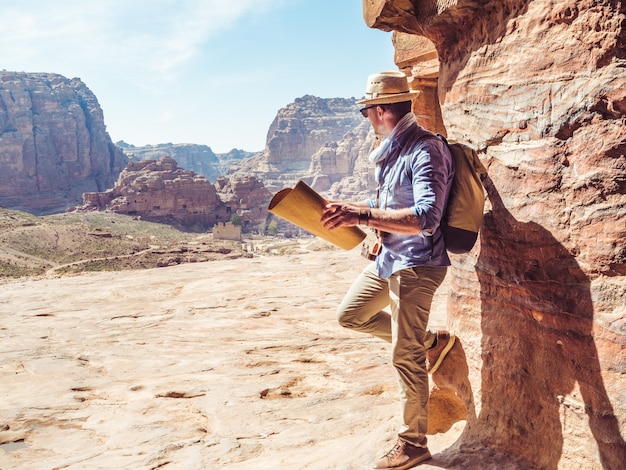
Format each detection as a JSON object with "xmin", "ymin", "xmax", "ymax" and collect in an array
[{"xmin": 364, "ymin": 105, "xmax": 386, "ymax": 136}]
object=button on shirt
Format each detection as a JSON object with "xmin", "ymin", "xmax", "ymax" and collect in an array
[{"xmin": 366, "ymin": 123, "xmax": 454, "ymax": 279}]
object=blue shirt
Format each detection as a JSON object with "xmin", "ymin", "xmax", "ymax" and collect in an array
[{"xmin": 366, "ymin": 120, "xmax": 454, "ymax": 279}]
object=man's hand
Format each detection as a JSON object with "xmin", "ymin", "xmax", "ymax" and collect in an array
[
  {"xmin": 322, "ymin": 202, "xmax": 422, "ymax": 234},
  {"xmin": 321, "ymin": 202, "xmax": 360, "ymax": 230}
]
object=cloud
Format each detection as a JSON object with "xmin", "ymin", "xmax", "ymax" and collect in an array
[
  {"xmin": 0, "ymin": 0, "xmax": 281, "ymax": 83},
  {"xmin": 0, "ymin": 0, "xmax": 391, "ymax": 151}
]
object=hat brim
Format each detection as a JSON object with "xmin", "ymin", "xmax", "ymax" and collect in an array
[{"xmin": 356, "ymin": 90, "xmax": 420, "ymax": 106}]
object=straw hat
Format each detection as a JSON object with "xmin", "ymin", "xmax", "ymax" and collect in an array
[{"xmin": 356, "ymin": 71, "xmax": 419, "ymax": 106}]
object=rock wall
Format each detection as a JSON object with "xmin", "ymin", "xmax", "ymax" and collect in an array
[
  {"xmin": 233, "ymin": 95, "xmax": 368, "ymax": 193},
  {"xmin": 310, "ymin": 120, "xmax": 376, "ymax": 197},
  {"xmin": 78, "ymin": 159, "xmax": 272, "ymax": 233},
  {"xmin": 79, "ymin": 157, "xmax": 220, "ymax": 231},
  {"xmin": 363, "ymin": 1, "xmax": 626, "ymax": 469},
  {"xmin": 214, "ymin": 175, "xmax": 273, "ymax": 230},
  {"xmin": 0, "ymin": 72, "xmax": 127, "ymax": 214}
]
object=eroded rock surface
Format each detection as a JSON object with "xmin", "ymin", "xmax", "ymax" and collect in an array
[
  {"xmin": 214, "ymin": 175, "xmax": 273, "ymax": 229},
  {"xmin": 0, "ymin": 247, "xmax": 464, "ymax": 470},
  {"xmin": 79, "ymin": 157, "xmax": 220, "ymax": 230},
  {"xmin": 364, "ymin": 0, "xmax": 626, "ymax": 468},
  {"xmin": 233, "ymin": 95, "xmax": 368, "ymax": 194},
  {"xmin": 0, "ymin": 72, "xmax": 127, "ymax": 214}
]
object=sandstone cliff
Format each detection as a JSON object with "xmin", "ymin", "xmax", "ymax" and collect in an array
[
  {"xmin": 214, "ymin": 175, "xmax": 273, "ymax": 230},
  {"xmin": 79, "ymin": 157, "xmax": 221, "ymax": 231},
  {"xmin": 364, "ymin": 1, "xmax": 626, "ymax": 468},
  {"xmin": 0, "ymin": 72, "xmax": 127, "ymax": 215},
  {"xmin": 232, "ymin": 95, "xmax": 370, "ymax": 194},
  {"xmin": 77, "ymin": 157, "xmax": 271, "ymax": 232},
  {"xmin": 320, "ymin": 120, "xmax": 378, "ymax": 202}
]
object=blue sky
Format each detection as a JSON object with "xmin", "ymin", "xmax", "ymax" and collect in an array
[{"xmin": 1, "ymin": 1, "xmax": 395, "ymax": 153}]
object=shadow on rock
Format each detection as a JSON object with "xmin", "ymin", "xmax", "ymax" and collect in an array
[{"xmin": 456, "ymin": 175, "xmax": 625, "ymax": 469}]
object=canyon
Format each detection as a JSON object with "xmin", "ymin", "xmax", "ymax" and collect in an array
[
  {"xmin": 0, "ymin": 74, "xmax": 374, "ymax": 230},
  {"xmin": 0, "ymin": 1, "xmax": 624, "ymax": 468}
]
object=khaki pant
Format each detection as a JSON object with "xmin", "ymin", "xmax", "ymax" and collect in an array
[{"xmin": 336, "ymin": 262, "xmax": 447, "ymax": 447}]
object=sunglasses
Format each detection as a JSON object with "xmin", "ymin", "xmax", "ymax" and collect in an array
[{"xmin": 359, "ymin": 105, "xmax": 376, "ymax": 117}]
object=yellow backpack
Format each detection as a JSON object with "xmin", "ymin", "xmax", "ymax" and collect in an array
[
  {"xmin": 440, "ymin": 136, "xmax": 487, "ymax": 253},
  {"xmin": 411, "ymin": 134, "xmax": 487, "ymax": 254}
]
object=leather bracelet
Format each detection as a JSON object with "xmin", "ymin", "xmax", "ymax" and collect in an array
[{"xmin": 359, "ymin": 208, "xmax": 371, "ymax": 226}]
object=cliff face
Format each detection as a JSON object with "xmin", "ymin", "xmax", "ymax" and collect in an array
[
  {"xmin": 317, "ymin": 120, "xmax": 378, "ymax": 202},
  {"xmin": 233, "ymin": 95, "xmax": 369, "ymax": 193},
  {"xmin": 264, "ymin": 95, "xmax": 362, "ymax": 169},
  {"xmin": 364, "ymin": 1, "xmax": 626, "ymax": 468},
  {"xmin": 0, "ymin": 72, "xmax": 127, "ymax": 214},
  {"xmin": 214, "ymin": 176, "xmax": 273, "ymax": 230},
  {"xmin": 78, "ymin": 158, "xmax": 272, "ymax": 232},
  {"xmin": 79, "ymin": 157, "xmax": 221, "ymax": 230}
]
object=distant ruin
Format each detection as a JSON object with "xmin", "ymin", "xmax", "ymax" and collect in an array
[{"xmin": 213, "ymin": 222, "xmax": 242, "ymax": 242}]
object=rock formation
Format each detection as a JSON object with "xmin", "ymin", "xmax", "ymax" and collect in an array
[
  {"xmin": 0, "ymin": 72, "xmax": 374, "ymax": 223},
  {"xmin": 321, "ymin": 120, "xmax": 378, "ymax": 202},
  {"xmin": 111, "ymin": 97, "xmax": 375, "ymax": 232},
  {"xmin": 233, "ymin": 95, "xmax": 369, "ymax": 193},
  {"xmin": 0, "ymin": 72, "xmax": 127, "ymax": 214},
  {"xmin": 363, "ymin": 1, "xmax": 626, "ymax": 468},
  {"xmin": 77, "ymin": 158, "xmax": 273, "ymax": 233},
  {"xmin": 214, "ymin": 175, "xmax": 273, "ymax": 230},
  {"xmin": 118, "ymin": 142, "xmax": 254, "ymax": 183},
  {"xmin": 78, "ymin": 157, "xmax": 221, "ymax": 231}
]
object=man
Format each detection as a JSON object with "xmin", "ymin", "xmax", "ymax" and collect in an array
[{"xmin": 321, "ymin": 71, "xmax": 457, "ymax": 469}]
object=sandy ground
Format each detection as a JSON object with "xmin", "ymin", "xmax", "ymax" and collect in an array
[{"xmin": 0, "ymin": 245, "xmax": 464, "ymax": 470}]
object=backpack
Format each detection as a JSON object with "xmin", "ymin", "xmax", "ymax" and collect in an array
[{"xmin": 411, "ymin": 134, "xmax": 488, "ymax": 254}]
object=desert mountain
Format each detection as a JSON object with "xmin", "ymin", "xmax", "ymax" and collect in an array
[
  {"xmin": 0, "ymin": 72, "xmax": 127, "ymax": 215},
  {"xmin": 71, "ymin": 94, "xmax": 372, "ymax": 232},
  {"xmin": 230, "ymin": 95, "xmax": 374, "ymax": 197},
  {"xmin": 0, "ymin": 73, "xmax": 374, "ymax": 223},
  {"xmin": 115, "ymin": 95, "xmax": 373, "ymax": 196}
]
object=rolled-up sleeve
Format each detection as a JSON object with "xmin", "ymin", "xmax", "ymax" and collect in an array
[{"xmin": 409, "ymin": 138, "xmax": 454, "ymax": 234}]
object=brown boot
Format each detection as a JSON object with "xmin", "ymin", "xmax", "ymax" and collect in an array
[
  {"xmin": 427, "ymin": 330, "xmax": 456, "ymax": 374},
  {"xmin": 373, "ymin": 438, "xmax": 431, "ymax": 469}
]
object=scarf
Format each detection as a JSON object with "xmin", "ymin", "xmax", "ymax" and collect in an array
[{"xmin": 367, "ymin": 112, "xmax": 417, "ymax": 164}]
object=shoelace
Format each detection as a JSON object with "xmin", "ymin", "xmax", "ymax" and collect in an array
[{"xmin": 383, "ymin": 440, "xmax": 405, "ymax": 460}]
